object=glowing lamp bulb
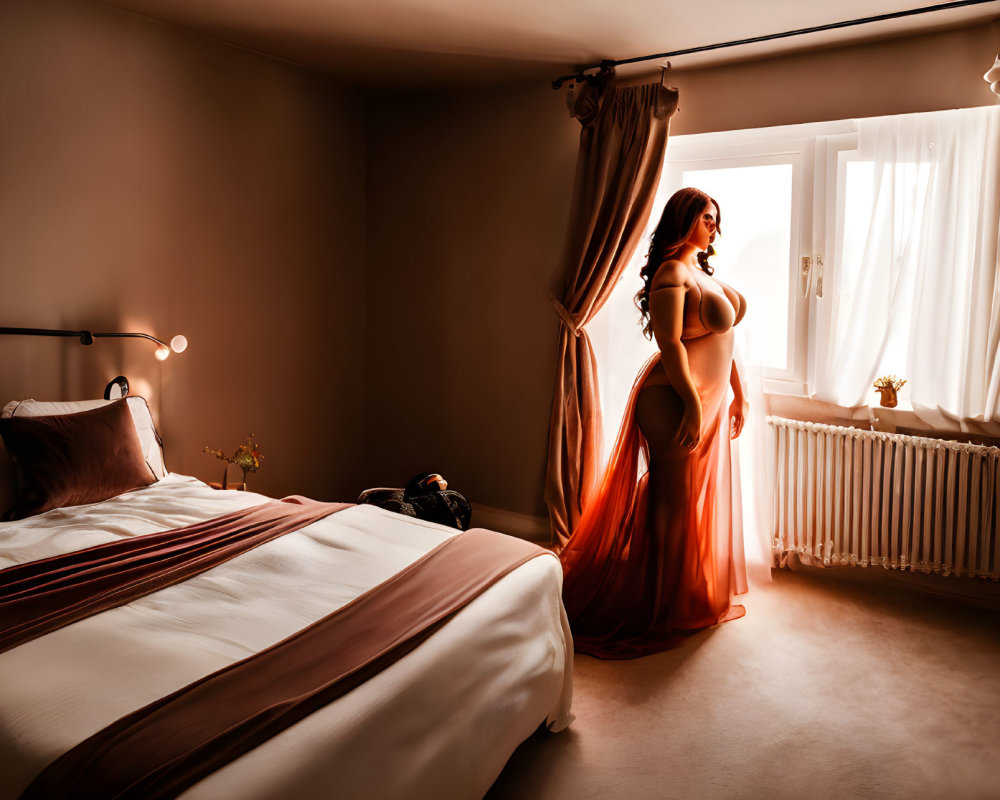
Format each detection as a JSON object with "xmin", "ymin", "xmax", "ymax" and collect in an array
[
  {"xmin": 154, "ymin": 345, "xmax": 170, "ymax": 361},
  {"xmin": 170, "ymin": 334, "xmax": 188, "ymax": 354}
]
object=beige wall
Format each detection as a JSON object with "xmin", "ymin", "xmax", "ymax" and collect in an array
[
  {"xmin": 364, "ymin": 85, "xmax": 578, "ymax": 513},
  {"xmin": 664, "ymin": 21, "xmax": 1000, "ymax": 135},
  {"xmin": 366, "ymin": 20, "xmax": 1000, "ymax": 519},
  {"xmin": 0, "ymin": 0, "xmax": 366, "ymax": 501}
]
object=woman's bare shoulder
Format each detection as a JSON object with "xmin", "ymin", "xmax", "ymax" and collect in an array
[{"xmin": 650, "ymin": 260, "xmax": 690, "ymax": 291}]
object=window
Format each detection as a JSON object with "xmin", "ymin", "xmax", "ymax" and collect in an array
[
  {"xmin": 678, "ymin": 162, "xmax": 794, "ymax": 374},
  {"xmin": 588, "ymin": 106, "xmax": 1000, "ymax": 457}
]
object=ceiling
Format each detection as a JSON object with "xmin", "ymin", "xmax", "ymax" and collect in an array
[{"xmin": 103, "ymin": 0, "xmax": 1000, "ymax": 84}]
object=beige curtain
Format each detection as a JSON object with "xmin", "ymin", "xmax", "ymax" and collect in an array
[{"xmin": 545, "ymin": 77, "xmax": 678, "ymax": 548}]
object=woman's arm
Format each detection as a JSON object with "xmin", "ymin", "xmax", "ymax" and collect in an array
[
  {"xmin": 729, "ymin": 360, "xmax": 746, "ymax": 439},
  {"xmin": 730, "ymin": 361, "xmax": 744, "ymax": 404},
  {"xmin": 648, "ymin": 262, "xmax": 702, "ymax": 449}
]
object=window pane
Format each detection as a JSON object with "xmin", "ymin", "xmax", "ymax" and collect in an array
[{"xmin": 682, "ymin": 164, "xmax": 793, "ymax": 371}]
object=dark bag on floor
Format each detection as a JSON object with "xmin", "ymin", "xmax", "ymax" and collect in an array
[{"xmin": 357, "ymin": 472, "xmax": 472, "ymax": 531}]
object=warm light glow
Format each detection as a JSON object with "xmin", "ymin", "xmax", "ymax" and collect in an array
[
  {"xmin": 170, "ymin": 334, "xmax": 188, "ymax": 354},
  {"xmin": 155, "ymin": 345, "xmax": 170, "ymax": 361},
  {"xmin": 132, "ymin": 377, "xmax": 154, "ymax": 399}
]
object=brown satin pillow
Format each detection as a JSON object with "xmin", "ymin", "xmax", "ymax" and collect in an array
[{"xmin": 0, "ymin": 399, "xmax": 155, "ymax": 519}]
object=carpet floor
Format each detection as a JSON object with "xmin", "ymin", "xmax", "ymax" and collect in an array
[{"xmin": 486, "ymin": 569, "xmax": 1000, "ymax": 800}]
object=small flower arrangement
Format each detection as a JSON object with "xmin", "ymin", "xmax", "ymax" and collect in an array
[
  {"xmin": 873, "ymin": 375, "xmax": 906, "ymax": 408},
  {"xmin": 873, "ymin": 375, "xmax": 906, "ymax": 391},
  {"xmin": 204, "ymin": 435, "xmax": 263, "ymax": 488}
]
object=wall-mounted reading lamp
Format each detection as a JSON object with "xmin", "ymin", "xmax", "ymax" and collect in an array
[{"xmin": 0, "ymin": 327, "xmax": 188, "ymax": 361}]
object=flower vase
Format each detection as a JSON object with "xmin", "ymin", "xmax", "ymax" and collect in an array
[{"xmin": 876, "ymin": 386, "xmax": 898, "ymax": 408}]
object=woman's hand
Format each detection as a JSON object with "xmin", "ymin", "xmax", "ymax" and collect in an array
[
  {"xmin": 678, "ymin": 401, "xmax": 703, "ymax": 451},
  {"xmin": 729, "ymin": 396, "xmax": 747, "ymax": 439}
]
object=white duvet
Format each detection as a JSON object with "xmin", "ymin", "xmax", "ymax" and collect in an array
[{"xmin": 0, "ymin": 475, "xmax": 573, "ymax": 800}]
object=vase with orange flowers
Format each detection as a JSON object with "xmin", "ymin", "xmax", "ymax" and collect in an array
[{"xmin": 204, "ymin": 435, "xmax": 263, "ymax": 490}]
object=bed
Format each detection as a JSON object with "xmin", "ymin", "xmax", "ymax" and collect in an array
[{"xmin": 0, "ymin": 396, "xmax": 574, "ymax": 800}]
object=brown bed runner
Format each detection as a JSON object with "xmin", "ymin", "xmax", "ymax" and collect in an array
[
  {"xmin": 0, "ymin": 496, "xmax": 350, "ymax": 654},
  {"xmin": 20, "ymin": 528, "xmax": 549, "ymax": 800}
]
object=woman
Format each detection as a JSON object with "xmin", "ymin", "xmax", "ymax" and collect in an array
[{"xmin": 560, "ymin": 187, "xmax": 749, "ymax": 659}]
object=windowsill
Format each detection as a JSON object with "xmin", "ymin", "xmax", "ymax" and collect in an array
[{"xmin": 764, "ymin": 393, "xmax": 1000, "ymax": 447}]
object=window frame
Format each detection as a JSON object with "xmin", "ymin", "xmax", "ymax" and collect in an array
[
  {"xmin": 807, "ymin": 131, "xmax": 861, "ymax": 394},
  {"xmin": 661, "ymin": 120, "xmax": 862, "ymax": 397}
]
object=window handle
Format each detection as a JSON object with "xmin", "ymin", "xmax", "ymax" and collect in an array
[
  {"xmin": 801, "ymin": 256, "xmax": 811, "ymax": 298},
  {"xmin": 815, "ymin": 255, "xmax": 824, "ymax": 298}
]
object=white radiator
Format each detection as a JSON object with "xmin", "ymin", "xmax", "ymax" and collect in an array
[{"xmin": 768, "ymin": 416, "xmax": 1000, "ymax": 580}]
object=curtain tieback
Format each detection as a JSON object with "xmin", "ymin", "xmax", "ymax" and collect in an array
[{"xmin": 550, "ymin": 294, "xmax": 582, "ymax": 337}]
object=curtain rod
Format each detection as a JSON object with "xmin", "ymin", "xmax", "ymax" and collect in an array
[{"xmin": 551, "ymin": 0, "xmax": 999, "ymax": 88}]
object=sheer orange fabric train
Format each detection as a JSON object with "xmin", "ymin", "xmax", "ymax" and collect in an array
[{"xmin": 560, "ymin": 348, "xmax": 748, "ymax": 659}]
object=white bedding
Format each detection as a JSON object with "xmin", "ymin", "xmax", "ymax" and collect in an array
[{"xmin": 0, "ymin": 475, "xmax": 573, "ymax": 800}]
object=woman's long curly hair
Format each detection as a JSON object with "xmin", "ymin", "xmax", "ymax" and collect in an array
[{"xmin": 635, "ymin": 187, "xmax": 721, "ymax": 339}]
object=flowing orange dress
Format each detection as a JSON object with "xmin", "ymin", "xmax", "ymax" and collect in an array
[{"xmin": 560, "ymin": 268, "xmax": 748, "ymax": 658}]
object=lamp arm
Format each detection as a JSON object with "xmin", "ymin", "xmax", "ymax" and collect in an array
[{"xmin": 93, "ymin": 331, "xmax": 169, "ymax": 348}]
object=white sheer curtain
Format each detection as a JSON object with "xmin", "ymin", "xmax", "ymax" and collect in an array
[{"xmin": 812, "ymin": 106, "xmax": 1000, "ymax": 424}]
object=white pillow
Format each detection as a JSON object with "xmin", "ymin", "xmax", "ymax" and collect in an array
[{"xmin": 1, "ymin": 396, "xmax": 166, "ymax": 479}]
